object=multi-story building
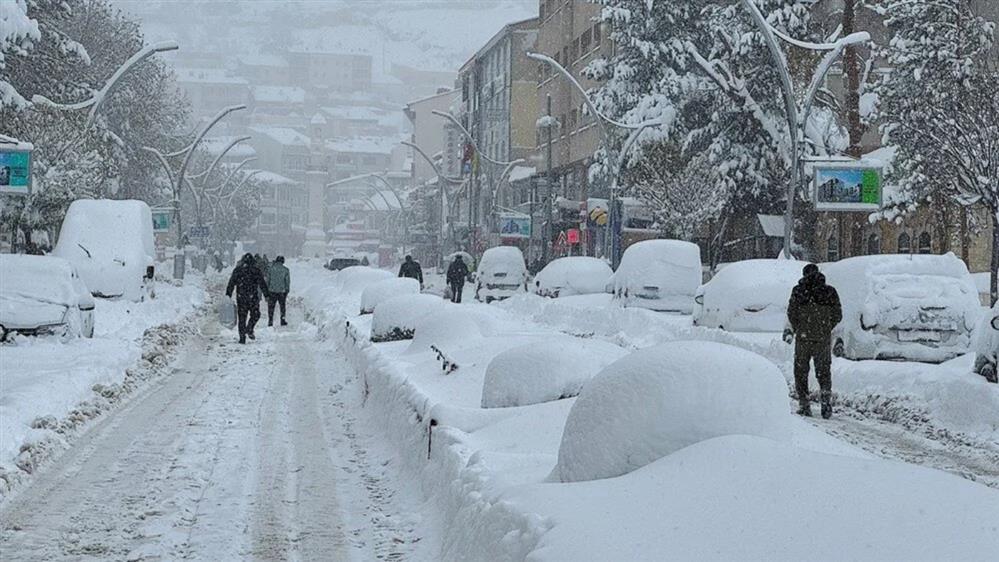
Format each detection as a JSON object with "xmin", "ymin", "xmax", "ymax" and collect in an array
[
  {"xmin": 324, "ymin": 136, "xmax": 407, "ymax": 182},
  {"xmin": 403, "ymin": 88, "xmax": 460, "ymax": 185},
  {"xmin": 246, "ymin": 126, "xmax": 311, "ymax": 183},
  {"xmin": 246, "ymin": 170, "xmax": 309, "ymax": 258},
  {"xmin": 284, "ymin": 50, "xmax": 373, "ymax": 92},
  {"xmin": 174, "ymin": 67, "xmax": 250, "ymax": 124},
  {"xmin": 236, "ymin": 54, "xmax": 291, "ymax": 86}
]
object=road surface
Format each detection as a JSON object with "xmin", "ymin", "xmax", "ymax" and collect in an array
[{"xmin": 0, "ymin": 304, "xmax": 424, "ymax": 561}]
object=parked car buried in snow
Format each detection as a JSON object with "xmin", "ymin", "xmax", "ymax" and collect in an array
[
  {"xmin": 0, "ymin": 254, "xmax": 95, "ymax": 341},
  {"xmin": 475, "ymin": 246, "xmax": 528, "ymax": 303},
  {"xmin": 53, "ymin": 199, "xmax": 156, "ymax": 302},
  {"xmin": 821, "ymin": 254, "xmax": 981, "ymax": 363},
  {"xmin": 693, "ymin": 259, "xmax": 809, "ymax": 332},
  {"xmin": 612, "ymin": 239, "xmax": 702, "ymax": 313},
  {"xmin": 534, "ymin": 256, "xmax": 613, "ymax": 298},
  {"xmin": 973, "ymin": 303, "xmax": 999, "ymax": 383}
]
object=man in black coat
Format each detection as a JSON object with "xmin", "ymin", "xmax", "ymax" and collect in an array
[
  {"xmin": 227, "ymin": 253, "xmax": 269, "ymax": 344},
  {"xmin": 446, "ymin": 255, "xmax": 470, "ymax": 303},
  {"xmin": 784, "ymin": 263, "xmax": 842, "ymax": 419},
  {"xmin": 398, "ymin": 255, "xmax": 423, "ymax": 286}
]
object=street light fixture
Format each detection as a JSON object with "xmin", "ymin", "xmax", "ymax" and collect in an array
[{"xmin": 402, "ymin": 140, "xmax": 471, "ymax": 267}]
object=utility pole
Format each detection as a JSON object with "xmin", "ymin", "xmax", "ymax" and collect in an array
[{"xmin": 543, "ymin": 94, "xmax": 554, "ymax": 264}]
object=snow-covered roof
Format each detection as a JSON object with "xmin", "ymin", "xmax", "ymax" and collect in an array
[
  {"xmin": 0, "ymin": 134, "xmax": 33, "ymax": 151},
  {"xmin": 310, "ymin": 112, "xmax": 328, "ymax": 125},
  {"xmin": 325, "ymin": 136, "xmax": 401, "ymax": 155},
  {"xmin": 251, "ymin": 86, "xmax": 306, "ymax": 104},
  {"xmin": 175, "ymin": 68, "xmax": 248, "ymax": 85},
  {"xmin": 200, "ymin": 136, "xmax": 257, "ymax": 159},
  {"xmin": 320, "ymin": 105, "xmax": 384, "ymax": 122},
  {"xmin": 508, "ymin": 165, "xmax": 535, "ymax": 183},
  {"xmin": 248, "ymin": 126, "xmax": 311, "ymax": 147},
  {"xmin": 757, "ymin": 214, "xmax": 785, "ymax": 238},
  {"xmin": 238, "ymin": 54, "xmax": 288, "ymax": 68},
  {"xmin": 247, "ymin": 169, "xmax": 300, "ymax": 186}
]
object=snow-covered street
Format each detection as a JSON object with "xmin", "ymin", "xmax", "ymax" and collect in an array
[{"xmin": 0, "ymin": 301, "xmax": 429, "ymax": 561}]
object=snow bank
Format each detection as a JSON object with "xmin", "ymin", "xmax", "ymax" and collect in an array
[
  {"xmin": 553, "ymin": 341, "xmax": 792, "ymax": 482},
  {"xmin": 694, "ymin": 259, "xmax": 808, "ymax": 332},
  {"xmin": 370, "ymin": 293, "xmax": 446, "ymax": 342},
  {"xmin": 612, "ymin": 239, "xmax": 701, "ymax": 312},
  {"xmin": 518, "ymin": 435, "xmax": 999, "ymax": 561},
  {"xmin": 533, "ymin": 257, "xmax": 612, "ymax": 297},
  {"xmin": 335, "ymin": 266, "xmax": 394, "ymax": 294},
  {"xmin": 405, "ymin": 307, "xmax": 497, "ymax": 355},
  {"xmin": 53, "ymin": 199, "xmax": 155, "ymax": 302},
  {"xmin": 360, "ymin": 277, "xmax": 420, "ymax": 314},
  {"xmin": 480, "ymin": 338, "xmax": 628, "ymax": 408}
]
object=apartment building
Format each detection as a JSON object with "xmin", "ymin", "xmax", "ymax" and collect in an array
[
  {"xmin": 285, "ymin": 50, "xmax": 373, "ymax": 92},
  {"xmin": 174, "ymin": 67, "xmax": 250, "ymax": 124},
  {"xmin": 246, "ymin": 126, "xmax": 311, "ymax": 184},
  {"xmin": 403, "ymin": 88, "xmax": 460, "ymax": 185},
  {"xmin": 247, "ymin": 170, "xmax": 308, "ymax": 257}
]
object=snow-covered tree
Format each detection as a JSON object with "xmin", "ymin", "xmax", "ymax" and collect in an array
[
  {"xmin": 872, "ymin": 0, "xmax": 999, "ymax": 302},
  {"xmin": 588, "ymin": 0, "xmax": 827, "ymax": 260}
]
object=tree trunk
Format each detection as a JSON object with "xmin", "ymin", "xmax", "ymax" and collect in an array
[
  {"xmin": 992, "ymin": 210, "xmax": 998, "ymax": 306},
  {"xmin": 843, "ymin": 0, "xmax": 865, "ymax": 157}
]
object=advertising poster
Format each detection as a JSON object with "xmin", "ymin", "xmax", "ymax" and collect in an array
[
  {"xmin": 0, "ymin": 149, "xmax": 32, "ymax": 195},
  {"xmin": 814, "ymin": 164, "xmax": 882, "ymax": 211},
  {"xmin": 498, "ymin": 212, "xmax": 531, "ymax": 238}
]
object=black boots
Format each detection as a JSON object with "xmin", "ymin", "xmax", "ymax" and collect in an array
[
  {"xmin": 796, "ymin": 399, "xmax": 812, "ymax": 417},
  {"xmin": 820, "ymin": 391, "xmax": 833, "ymax": 419}
]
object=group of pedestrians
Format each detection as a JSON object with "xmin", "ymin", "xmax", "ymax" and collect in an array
[
  {"xmin": 397, "ymin": 254, "xmax": 469, "ymax": 304},
  {"xmin": 225, "ymin": 253, "xmax": 291, "ymax": 344}
]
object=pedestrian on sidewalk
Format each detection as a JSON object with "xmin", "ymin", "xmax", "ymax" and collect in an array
[
  {"xmin": 784, "ymin": 263, "xmax": 842, "ymax": 419},
  {"xmin": 446, "ymin": 254, "xmax": 469, "ymax": 303},
  {"xmin": 398, "ymin": 255, "xmax": 423, "ymax": 287},
  {"xmin": 267, "ymin": 256, "xmax": 291, "ymax": 327},
  {"xmin": 227, "ymin": 253, "xmax": 269, "ymax": 344}
]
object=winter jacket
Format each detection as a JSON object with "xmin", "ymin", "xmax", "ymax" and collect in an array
[
  {"xmin": 267, "ymin": 263, "xmax": 290, "ymax": 294},
  {"xmin": 447, "ymin": 259, "xmax": 469, "ymax": 285},
  {"xmin": 787, "ymin": 273, "xmax": 842, "ymax": 342},
  {"xmin": 399, "ymin": 259, "xmax": 423, "ymax": 284},
  {"xmin": 227, "ymin": 261, "xmax": 269, "ymax": 304}
]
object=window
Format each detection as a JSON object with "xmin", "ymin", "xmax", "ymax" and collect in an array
[
  {"xmin": 827, "ymin": 234, "xmax": 839, "ymax": 262},
  {"xmin": 562, "ymin": 46, "xmax": 570, "ymax": 67},
  {"xmin": 580, "ymin": 28, "xmax": 592, "ymax": 52},
  {"xmin": 262, "ymin": 186, "xmax": 275, "ymax": 199},
  {"xmin": 867, "ymin": 233, "xmax": 881, "ymax": 255},
  {"xmin": 897, "ymin": 232, "xmax": 911, "ymax": 254},
  {"xmin": 918, "ymin": 232, "xmax": 932, "ymax": 254},
  {"xmin": 593, "ymin": 23, "xmax": 602, "ymax": 45},
  {"xmin": 539, "ymin": 0, "xmax": 545, "ymax": 20},
  {"xmin": 261, "ymin": 212, "xmax": 275, "ymax": 225}
]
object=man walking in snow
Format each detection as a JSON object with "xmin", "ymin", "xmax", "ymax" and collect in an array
[
  {"xmin": 784, "ymin": 263, "xmax": 842, "ymax": 418},
  {"xmin": 398, "ymin": 255, "xmax": 423, "ymax": 287},
  {"xmin": 227, "ymin": 253, "xmax": 269, "ymax": 344},
  {"xmin": 266, "ymin": 256, "xmax": 290, "ymax": 327},
  {"xmin": 446, "ymin": 255, "xmax": 469, "ymax": 303}
]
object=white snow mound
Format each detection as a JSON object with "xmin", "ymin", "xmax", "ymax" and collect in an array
[
  {"xmin": 553, "ymin": 341, "xmax": 792, "ymax": 482},
  {"xmin": 336, "ymin": 266, "xmax": 394, "ymax": 294},
  {"xmin": 371, "ymin": 293, "xmax": 446, "ymax": 342},
  {"xmin": 405, "ymin": 307, "xmax": 497, "ymax": 355},
  {"xmin": 360, "ymin": 277, "xmax": 420, "ymax": 314},
  {"xmin": 481, "ymin": 338, "xmax": 629, "ymax": 408},
  {"xmin": 534, "ymin": 257, "xmax": 613, "ymax": 297}
]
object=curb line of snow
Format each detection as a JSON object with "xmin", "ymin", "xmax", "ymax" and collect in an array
[{"xmin": 0, "ymin": 308, "xmax": 206, "ymax": 501}]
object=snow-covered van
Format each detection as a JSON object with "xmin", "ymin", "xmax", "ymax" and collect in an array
[
  {"xmin": 53, "ymin": 199, "xmax": 156, "ymax": 302},
  {"xmin": 0, "ymin": 254, "xmax": 95, "ymax": 341},
  {"xmin": 822, "ymin": 254, "xmax": 981, "ymax": 363},
  {"xmin": 475, "ymin": 246, "xmax": 528, "ymax": 303},
  {"xmin": 613, "ymin": 239, "xmax": 702, "ymax": 313},
  {"xmin": 534, "ymin": 256, "xmax": 613, "ymax": 298}
]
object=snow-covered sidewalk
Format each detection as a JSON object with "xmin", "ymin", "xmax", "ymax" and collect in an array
[
  {"xmin": 299, "ymin": 262, "xmax": 999, "ymax": 561},
  {"xmin": 0, "ymin": 272, "xmax": 205, "ymax": 494}
]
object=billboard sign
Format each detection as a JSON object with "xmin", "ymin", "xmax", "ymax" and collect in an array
[
  {"xmin": 151, "ymin": 210, "xmax": 172, "ymax": 232},
  {"xmin": 813, "ymin": 164, "xmax": 882, "ymax": 211},
  {"xmin": 0, "ymin": 147, "xmax": 32, "ymax": 195},
  {"xmin": 497, "ymin": 212, "xmax": 531, "ymax": 238}
]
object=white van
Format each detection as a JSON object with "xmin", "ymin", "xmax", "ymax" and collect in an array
[
  {"xmin": 476, "ymin": 246, "xmax": 528, "ymax": 303},
  {"xmin": 53, "ymin": 199, "xmax": 156, "ymax": 302},
  {"xmin": 822, "ymin": 254, "xmax": 981, "ymax": 362},
  {"xmin": 613, "ymin": 239, "xmax": 702, "ymax": 313},
  {"xmin": 973, "ymin": 302, "xmax": 998, "ymax": 383}
]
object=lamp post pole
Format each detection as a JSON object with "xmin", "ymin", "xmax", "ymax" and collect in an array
[{"xmin": 401, "ymin": 141, "xmax": 464, "ymax": 268}]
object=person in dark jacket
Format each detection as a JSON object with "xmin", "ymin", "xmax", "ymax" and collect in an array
[
  {"xmin": 446, "ymin": 255, "xmax": 470, "ymax": 303},
  {"xmin": 398, "ymin": 255, "xmax": 423, "ymax": 286},
  {"xmin": 227, "ymin": 253, "xmax": 269, "ymax": 344},
  {"xmin": 784, "ymin": 263, "xmax": 843, "ymax": 418},
  {"xmin": 266, "ymin": 256, "xmax": 290, "ymax": 327}
]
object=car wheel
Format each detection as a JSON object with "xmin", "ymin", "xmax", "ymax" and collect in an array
[
  {"xmin": 833, "ymin": 339, "xmax": 845, "ymax": 358},
  {"xmin": 983, "ymin": 363, "xmax": 998, "ymax": 384},
  {"xmin": 0, "ymin": 325, "xmax": 7, "ymax": 343}
]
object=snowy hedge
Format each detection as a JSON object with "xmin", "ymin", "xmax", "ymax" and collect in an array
[
  {"xmin": 552, "ymin": 341, "xmax": 792, "ymax": 482},
  {"xmin": 481, "ymin": 338, "xmax": 629, "ymax": 408},
  {"xmin": 370, "ymin": 294, "xmax": 446, "ymax": 342},
  {"xmin": 360, "ymin": 277, "xmax": 420, "ymax": 314}
]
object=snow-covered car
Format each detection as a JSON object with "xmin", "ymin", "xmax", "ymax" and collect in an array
[
  {"xmin": 973, "ymin": 303, "xmax": 999, "ymax": 383},
  {"xmin": 534, "ymin": 256, "xmax": 613, "ymax": 298},
  {"xmin": 53, "ymin": 199, "xmax": 156, "ymax": 302},
  {"xmin": 475, "ymin": 246, "xmax": 528, "ymax": 303},
  {"xmin": 612, "ymin": 239, "xmax": 702, "ymax": 313},
  {"xmin": 0, "ymin": 254, "xmax": 95, "ymax": 341},
  {"xmin": 693, "ymin": 259, "xmax": 809, "ymax": 332},
  {"xmin": 325, "ymin": 257, "xmax": 361, "ymax": 271},
  {"xmin": 822, "ymin": 254, "xmax": 981, "ymax": 362}
]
